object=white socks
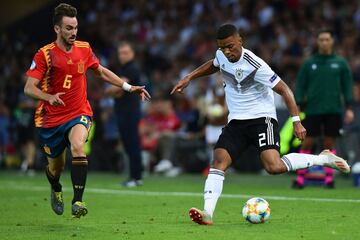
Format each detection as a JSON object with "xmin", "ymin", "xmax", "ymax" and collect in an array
[
  {"xmin": 203, "ymin": 168, "xmax": 225, "ymax": 218},
  {"xmin": 281, "ymin": 153, "xmax": 328, "ymax": 171},
  {"xmin": 202, "ymin": 154, "xmax": 329, "ymax": 217}
]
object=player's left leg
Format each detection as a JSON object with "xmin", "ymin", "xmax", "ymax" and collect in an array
[
  {"xmin": 260, "ymin": 149, "xmax": 288, "ymax": 174},
  {"xmin": 260, "ymin": 148, "xmax": 350, "ymax": 174},
  {"xmin": 259, "ymin": 117, "xmax": 349, "ymax": 175},
  {"xmin": 67, "ymin": 123, "xmax": 89, "ymax": 218}
]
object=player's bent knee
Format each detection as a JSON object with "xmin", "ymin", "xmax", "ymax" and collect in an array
[
  {"xmin": 264, "ymin": 164, "xmax": 283, "ymax": 175},
  {"xmin": 70, "ymin": 141, "xmax": 85, "ymax": 156}
]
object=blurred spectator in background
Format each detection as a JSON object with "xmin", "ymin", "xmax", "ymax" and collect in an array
[
  {"xmin": 0, "ymin": 101, "xmax": 10, "ymax": 166},
  {"xmin": 96, "ymin": 96, "xmax": 120, "ymax": 172},
  {"xmin": 293, "ymin": 29, "xmax": 354, "ymax": 189},
  {"xmin": 16, "ymin": 79, "xmax": 37, "ymax": 176},
  {"xmin": 165, "ymin": 93, "xmax": 207, "ymax": 177},
  {"xmin": 105, "ymin": 41, "xmax": 144, "ymax": 187},
  {"xmin": 139, "ymin": 95, "xmax": 181, "ymax": 175},
  {"xmin": 204, "ymin": 75, "xmax": 228, "ymax": 166}
]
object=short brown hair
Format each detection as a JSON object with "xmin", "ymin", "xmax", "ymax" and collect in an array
[{"xmin": 53, "ymin": 3, "xmax": 77, "ymax": 26}]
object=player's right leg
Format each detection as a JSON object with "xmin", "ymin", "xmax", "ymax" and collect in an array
[
  {"xmin": 46, "ymin": 151, "xmax": 66, "ymax": 215},
  {"xmin": 38, "ymin": 124, "xmax": 68, "ymax": 215},
  {"xmin": 189, "ymin": 208, "xmax": 213, "ymax": 225},
  {"xmin": 189, "ymin": 148, "xmax": 231, "ymax": 225},
  {"xmin": 189, "ymin": 121, "xmax": 245, "ymax": 225}
]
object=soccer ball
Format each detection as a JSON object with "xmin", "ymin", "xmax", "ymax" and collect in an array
[{"xmin": 242, "ymin": 197, "xmax": 270, "ymax": 224}]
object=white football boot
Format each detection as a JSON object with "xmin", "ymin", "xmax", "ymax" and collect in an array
[{"xmin": 320, "ymin": 150, "xmax": 350, "ymax": 173}]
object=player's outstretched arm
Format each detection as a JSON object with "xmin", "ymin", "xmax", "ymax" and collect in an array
[
  {"xmin": 93, "ymin": 65, "xmax": 151, "ymax": 101},
  {"xmin": 171, "ymin": 59, "xmax": 219, "ymax": 94},
  {"xmin": 24, "ymin": 77, "xmax": 65, "ymax": 106},
  {"xmin": 273, "ymin": 80, "xmax": 306, "ymax": 141}
]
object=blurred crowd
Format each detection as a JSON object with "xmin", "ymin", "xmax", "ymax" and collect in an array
[{"xmin": 1, "ymin": 0, "xmax": 360, "ymax": 175}]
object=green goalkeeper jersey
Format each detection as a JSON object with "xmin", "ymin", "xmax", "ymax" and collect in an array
[{"xmin": 295, "ymin": 53, "xmax": 353, "ymax": 115}]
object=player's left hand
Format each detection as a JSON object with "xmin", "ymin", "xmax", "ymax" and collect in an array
[
  {"xmin": 130, "ymin": 86, "xmax": 151, "ymax": 101},
  {"xmin": 293, "ymin": 121, "xmax": 306, "ymax": 141},
  {"xmin": 171, "ymin": 77, "xmax": 190, "ymax": 94}
]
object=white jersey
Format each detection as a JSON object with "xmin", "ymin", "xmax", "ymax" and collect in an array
[{"xmin": 213, "ymin": 47, "xmax": 280, "ymax": 122}]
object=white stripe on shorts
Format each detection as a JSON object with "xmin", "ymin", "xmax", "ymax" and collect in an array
[{"xmin": 265, "ymin": 117, "xmax": 274, "ymax": 145}]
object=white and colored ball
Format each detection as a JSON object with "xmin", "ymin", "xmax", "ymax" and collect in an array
[{"xmin": 242, "ymin": 197, "xmax": 270, "ymax": 224}]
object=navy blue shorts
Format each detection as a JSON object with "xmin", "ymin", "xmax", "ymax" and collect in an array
[{"xmin": 38, "ymin": 115, "xmax": 92, "ymax": 158}]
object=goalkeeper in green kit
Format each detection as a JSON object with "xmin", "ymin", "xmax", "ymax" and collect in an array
[{"xmin": 293, "ymin": 29, "xmax": 354, "ymax": 189}]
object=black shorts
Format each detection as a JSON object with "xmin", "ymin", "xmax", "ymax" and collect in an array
[
  {"xmin": 214, "ymin": 117, "xmax": 280, "ymax": 161},
  {"xmin": 303, "ymin": 114, "xmax": 342, "ymax": 137}
]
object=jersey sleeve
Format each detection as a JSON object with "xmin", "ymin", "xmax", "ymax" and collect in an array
[
  {"xmin": 87, "ymin": 46, "xmax": 100, "ymax": 70},
  {"xmin": 212, "ymin": 50, "xmax": 220, "ymax": 67},
  {"xmin": 26, "ymin": 50, "xmax": 47, "ymax": 80},
  {"xmin": 255, "ymin": 58, "xmax": 280, "ymax": 88}
]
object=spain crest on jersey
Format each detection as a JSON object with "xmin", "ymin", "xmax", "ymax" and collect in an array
[{"xmin": 78, "ymin": 60, "xmax": 85, "ymax": 73}]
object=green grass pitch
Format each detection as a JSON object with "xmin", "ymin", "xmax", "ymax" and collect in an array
[{"xmin": 0, "ymin": 171, "xmax": 359, "ymax": 240}]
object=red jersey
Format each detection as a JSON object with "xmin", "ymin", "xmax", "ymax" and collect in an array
[{"xmin": 26, "ymin": 41, "xmax": 99, "ymax": 128}]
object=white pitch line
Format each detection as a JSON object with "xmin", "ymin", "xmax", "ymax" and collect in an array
[{"xmin": 1, "ymin": 184, "xmax": 360, "ymax": 203}]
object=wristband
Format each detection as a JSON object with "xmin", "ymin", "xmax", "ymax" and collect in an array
[
  {"xmin": 122, "ymin": 82, "xmax": 132, "ymax": 92},
  {"xmin": 291, "ymin": 116, "xmax": 301, "ymax": 122}
]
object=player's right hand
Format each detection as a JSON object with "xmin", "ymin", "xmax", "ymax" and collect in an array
[
  {"xmin": 48, "ymin": 92, "xmax": 65, "ymax": 106},
  {"xmin": 130, "ymin": 86, "xmax": 151, "ymax": 101},
  {"xmin": 171, "ymin": 77, "xmax": 190, "ymax": 94}
]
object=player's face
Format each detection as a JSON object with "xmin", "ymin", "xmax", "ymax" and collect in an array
[
  {"xmin": 118, "ymin": 45, "xmax": 134, "ymax": 65},
  {"xmin": 317, "ymin": 32, "xmax": 333, "ymax": 54},
  {"xmin": 217, "ymin": 34, "xmax": 242, "ymax": 63},
  {"xmin": 55, "ymin": 16, "xmax": 78, "ymax": 46}
]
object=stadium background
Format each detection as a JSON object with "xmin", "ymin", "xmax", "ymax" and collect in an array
[{"xmin": 1, "ymin": 0, "xmax": 360, "ymax": 175}]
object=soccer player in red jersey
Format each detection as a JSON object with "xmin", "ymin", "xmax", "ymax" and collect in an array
[{"xmin": 24, "ymin": 3, "xmax": 150, "ymax": 218}]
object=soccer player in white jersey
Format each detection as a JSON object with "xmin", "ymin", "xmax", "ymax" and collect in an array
[{"xmin": 171, "ymin": 24, "xmax": 351, "ymax": 225}]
